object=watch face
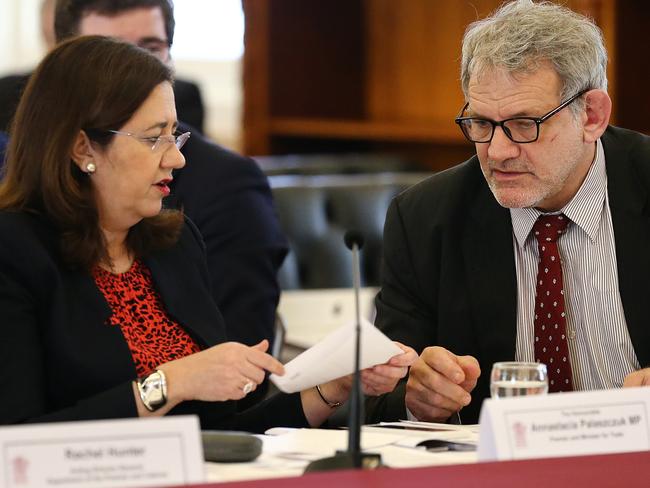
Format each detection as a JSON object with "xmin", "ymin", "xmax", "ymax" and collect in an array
[
  {"xmin": 145, "ymin": 383, "xmax": 164, "ymax": 404},
  {"xmin": 139, "ymin": 370, "xmax": 167, "ymax": 411}
]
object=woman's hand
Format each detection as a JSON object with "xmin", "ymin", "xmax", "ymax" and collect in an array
[
  {"xmin": 361, "ymin": 341, "xmax": 417, "ymax": 396},
  {"xmin": 161, "ymin": 340, "xmax": 284, "ymax": 404},
  {"xmin": 320, "ymin": 341, "xmax": 418, "ymax": 402},
  {"xmin": 300, "ymin": 342, "xmax": 417, "ymax": 427}
]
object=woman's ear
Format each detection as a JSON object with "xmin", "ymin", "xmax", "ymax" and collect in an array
[
  {"xmin": 582, "ymin": 89, "xmax": 612, "ymax": 144},
  {"xmin": 70, "ymin": 130, "xmax": 96, "ymax": 174}
]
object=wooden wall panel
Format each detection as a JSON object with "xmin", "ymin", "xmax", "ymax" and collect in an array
[
  {"xmin": 365, "ymin": 0, "xmax": 502, "ymax": 123},
  {"xmin": 242, "ymin": 0, "xmax": 643, "ymax": 165},
  {"xmin": 242, "ymin": 0, "xmax": 270, "ymax": 155},
  {"xmin": 268, "ymin": 0, "xmax": 365, "ymax": 119}
]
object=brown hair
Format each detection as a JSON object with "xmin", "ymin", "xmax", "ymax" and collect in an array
[{"xmin": 0, "ymin": 35, "xmax": 183, "ymax": 270}]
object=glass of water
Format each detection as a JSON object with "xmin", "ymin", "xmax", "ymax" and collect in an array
[{"xmin": 490, "ymin": 362, "xmax": 548, "ymax": 398}]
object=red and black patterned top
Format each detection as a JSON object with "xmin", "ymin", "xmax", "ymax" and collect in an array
[{"xmin": 93, "ymin": 259, "xmax": 201, "ymax": 377}]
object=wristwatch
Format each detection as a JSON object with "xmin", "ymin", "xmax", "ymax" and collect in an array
[{"xmin": 136, "ymin": 369, "xmax": 167, "ymax": 412}]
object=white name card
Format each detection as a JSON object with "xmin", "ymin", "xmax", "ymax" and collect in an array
[
  {"xmin": 478, "ymin": 387, "xmax": 650, "ymax": 461},
  {"xmin": 0, "ymin": 415, "xmax": 204, "ymax": 488}
]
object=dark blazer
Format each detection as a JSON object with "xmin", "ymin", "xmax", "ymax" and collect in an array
[
  {"xmin": 0, "ymin": 73, "xmax": 204, "ymax": 133},
  {"xmin": 368, "ymin": 126, "xmax": 650, "ymax": 424},
  {"xmin": 0, "ymin": 211, "xmax": 305, "ymax": 432},
  {"xmin": 0, "ymin": 131, "xmax": 6, "ymax": 164},
  {"xmin": 172, "ymin": 123, "xmax": 288, "ymax": 352},
  {"xmin": 0, "ymin": 71, "xmax": 288, "ymax": 376}
]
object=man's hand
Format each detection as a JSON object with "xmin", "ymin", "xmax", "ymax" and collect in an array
[
  {"xmin": 361, "ymin": 342, "xmax": 418, "ymax": 396},
  {"xmin": 405, "ymin": 346, "xmax": 480, "ymax": 422},
  {"xmin": 623, "ymin": 368, "xmax": 650, "ymax": 387}
]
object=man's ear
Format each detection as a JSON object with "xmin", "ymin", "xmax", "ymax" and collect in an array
[
  {"xmin": 582, "ymin": 89, "xmax": 612, "ymax": 143},
  {"xmin": 70, "ymin": 130, "xmax": 96, "ymax": 173}
]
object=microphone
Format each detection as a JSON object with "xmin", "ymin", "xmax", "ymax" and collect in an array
[
  {"xmin": 304, "ymin": 231, "xmax": 382, "ymax": 472},
  {"xmin": 343, "ymin": 230, "xmax": 365, "ymax": 251}
]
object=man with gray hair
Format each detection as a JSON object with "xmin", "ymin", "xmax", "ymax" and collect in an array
[{"xmin": 368, "ymin": 0, "xmax": 650, "ymax": 424}]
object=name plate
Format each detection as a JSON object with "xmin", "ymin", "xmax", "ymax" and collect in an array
[
  {"xmin": 0, "ymin": 415, "xmax": 204, "ymax": 488},
  {"xmin": 478, "ymin": 387, "xmax": 650, "ymax": 461}
]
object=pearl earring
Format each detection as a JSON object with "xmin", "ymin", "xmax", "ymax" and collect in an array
[{"xmin": 85, "ymin": 162, "xmax": 96, "ymax": 174}]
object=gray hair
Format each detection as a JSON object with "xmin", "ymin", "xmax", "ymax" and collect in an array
[{"xmin": 460, "ymin": 0, "xmax": 607, "ymax": 114}]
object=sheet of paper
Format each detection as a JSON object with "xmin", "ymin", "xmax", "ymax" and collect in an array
[
  {"xmin": 363, "ymin": 424, "xmax": 478, "ymax": 446},
  {"xmin": 374, "ymin": 445, "xmax": 477, "ymax": 468},
  {"xmin": 376, "ymin": 420, "xmax": 477, "ymax": 432},
  {"xmin": 262, "ymin": 428, "xmax": 400, "ymax": 456},
  {"xmin": 270, "ymin": 318, "xmax": 402, "ymax": 393}
]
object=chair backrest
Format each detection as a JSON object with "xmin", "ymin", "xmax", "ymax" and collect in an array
[
  {"xmin": 269, "ymin": 172, "xmax": 432, "ymax": 290},
  {"xmin": 270, "ymin": 313, "xmax": 286, "ymax": 359}
]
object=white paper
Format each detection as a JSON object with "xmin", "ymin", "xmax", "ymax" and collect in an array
[
  {"xmin": 270, "ymin": 318, "xmax": 402, "ymax": 393},
  {"xmin": 378, "ymin": 420, "xmax": 479, "ymax": 433},
  {"xmin": 0, "ymin": 416, "xmax": 204, "ymax": 488},
  {"xmin": 261, "ymin": 428, "xmax": 399, "ymax": 456},
  {"xmin": 364, "ymin": 424, "xmax": 478, "ymax": 446},
  {"xmin": 374, "ymin": 445, "xmax": 477, "ymax": 468},
  {"xmin": 478, "ymin": 386, "xmax": 650, "ymax": 461}
]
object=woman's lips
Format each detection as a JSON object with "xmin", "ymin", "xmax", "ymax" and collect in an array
[{"xmin": 154, "ymin": 178, "xmax": 172, "ymax": 196}]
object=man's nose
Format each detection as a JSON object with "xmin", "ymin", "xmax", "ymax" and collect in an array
[{"xmin": 486, "ymin": 126, "xmax": 520, "ymax": 162}]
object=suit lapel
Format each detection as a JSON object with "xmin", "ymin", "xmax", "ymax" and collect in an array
[
  {"xmin": 463, "ymin": 172, "xmax": 518, "ymax": 364},
  {"xmin": 145, "ymin": 242, "xmax": 227, "ymax": 348},
  {"xmin": 604, "ymin": 128, "xmax": 650, "ymax": 367}
]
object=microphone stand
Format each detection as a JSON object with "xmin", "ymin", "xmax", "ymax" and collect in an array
[
  {"xmin": 304, "ymin": 232, "xmax": 383, "ymax": 472},
  {"xmin": 349, "ymin": 239, "xmax": 362, "ymax": 465}
]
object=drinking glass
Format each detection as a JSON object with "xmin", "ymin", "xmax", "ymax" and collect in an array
[{"xmin": 490, "ymin": 362, "xmax": 548, "ymax": 398}]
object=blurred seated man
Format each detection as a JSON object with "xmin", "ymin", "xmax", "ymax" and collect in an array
[
  {"xmin": 0, "ymin": 0, "xmax": 205, "ymax": 133},
  {"xmin": 367, "ymin": 0, "xmax": 650, "ymax": 425},
  {"xmin": 0, "ymin": 131, "xmax": 7, "ymax": 166},
  {"xmin": 52, "ymin": 0, "xmax": 288, "ymax": 408}
]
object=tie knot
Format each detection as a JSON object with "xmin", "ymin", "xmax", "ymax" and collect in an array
[{"xmin": 533, "ymin": 214, "xmax": 570, "ymax": 244}]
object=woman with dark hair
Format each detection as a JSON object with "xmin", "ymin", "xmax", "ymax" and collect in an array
[{"xmin": 0, "ymin": 36, "xmax": 415, "ymax": 428}]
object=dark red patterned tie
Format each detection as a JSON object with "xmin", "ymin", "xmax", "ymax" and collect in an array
[{"xmin": 533, "ymin": 214, "xmax": 573, "ymax": 392}]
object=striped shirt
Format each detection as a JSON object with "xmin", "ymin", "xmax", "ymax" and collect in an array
[{"xmin": 510, "ymin": 139, "xmax": 639, "ymax": 390}]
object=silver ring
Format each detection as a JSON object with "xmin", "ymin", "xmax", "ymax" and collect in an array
[{"xmin": 242, "ymin": 381, "xmax": 254, "ymax": 395}]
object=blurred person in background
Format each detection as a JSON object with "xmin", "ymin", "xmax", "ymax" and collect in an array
[
  {"xmin": 0, "ymin": 132, "xmax": 7, "ymax": 166},
  {"xmin": 0, "ymin": 0, "xmax": 205, "ymax": 133}
]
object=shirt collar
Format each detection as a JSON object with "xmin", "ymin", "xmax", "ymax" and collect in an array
[{"xmin": 510, "ymin": 138, "xmax": 607, "ymax": 247}]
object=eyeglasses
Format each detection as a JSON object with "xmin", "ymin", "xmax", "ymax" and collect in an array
[
  {"xmin": 106, "ymin": 130, "xmax": 191, "ymax": 151},
  {"xmin": 137, "ymin": 38, "xmax": 171, "ymax": 62},
  {"xmin": 454, "ymin": 89, "xmax": 589, "ymax": 144}
]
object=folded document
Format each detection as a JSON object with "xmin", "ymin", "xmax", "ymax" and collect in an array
[{"xmin": 270, "ymin": 318, "xmax": 402, "ymax": 393}]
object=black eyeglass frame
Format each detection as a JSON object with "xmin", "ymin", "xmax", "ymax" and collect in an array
[{"xmin": 454, "ymin": 89, "xmax": 590, "ymax": 144}]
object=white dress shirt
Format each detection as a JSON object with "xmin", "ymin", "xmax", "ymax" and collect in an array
[{"xmin": 510, "ymin": 139, "xmax": 640, "ymax": 390}]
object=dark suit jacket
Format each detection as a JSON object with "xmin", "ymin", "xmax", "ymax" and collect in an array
[
  {"xmin": 171, "ymin": 124, "xmax": 288, "ymax": 351},
  {"xmin": 368, "ymin": 126, "xmax": 650, "ymax": 424},
  {"xmin": 0, "ymin": 211, "xmax": 306, "ymax": 431},
  {"xmin": 0, "ymin": 131, "xmax": 6, "ymax": 164},
  {"xmin": 0, "ymin": 73, "xmax": 204, "ymax": 133},
  {"xmin": 0, "ymin": 72, "xmax": 288, "ymax": 383}
]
